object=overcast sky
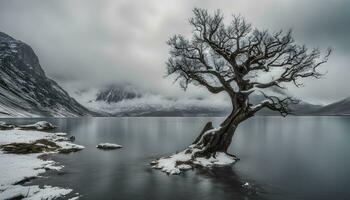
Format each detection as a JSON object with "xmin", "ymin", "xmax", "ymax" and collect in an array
[{"xmin": 0, "ymin": 0, "xmax": 349, "ymax": 104}]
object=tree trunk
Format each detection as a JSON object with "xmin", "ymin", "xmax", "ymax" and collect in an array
[
  {"xmin": 192, "ymin": 112, "xmax": 240, "ymax": 158},
  {"xmin": 192, "ymin": 121, "xmax": 214, "ymax": 144}
]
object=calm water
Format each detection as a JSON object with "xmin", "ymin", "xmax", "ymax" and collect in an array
[{"xmin": 4, "ymin": 116, "xmax": 350, "ymax": 200}]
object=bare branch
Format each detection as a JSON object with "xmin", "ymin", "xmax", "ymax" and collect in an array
[
  {"xmin": 249, "ymin": 92, "xmax": 300, "ymax": 117},
  {"xmin": 166, "ymin": 8, "xmax": 331, "ymax": 117}
]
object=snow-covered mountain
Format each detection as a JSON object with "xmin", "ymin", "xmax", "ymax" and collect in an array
[
  {"xmin": 0, "ymin": 32, "xmax": 91, "ymax": 117},
  {"xmin": 67, "ymin": 84, "xmax": 228, "ymax": 116},
  {"xmin": 68, "ymin": 84, "xmax": 323, "ymax": 117},
  {"xmin": 96, "ymin": 84, "xmax": 142, "ymax": 103}
]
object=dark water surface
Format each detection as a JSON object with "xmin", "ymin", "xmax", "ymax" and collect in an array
[{"xmin": 4, "ymin": 117, "xmax": 350, "ymax": 200}]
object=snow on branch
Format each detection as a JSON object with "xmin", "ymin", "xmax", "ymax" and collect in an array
[{"xmin": 249, "ymin": 92, "xmax": 300, "ymax": 116}]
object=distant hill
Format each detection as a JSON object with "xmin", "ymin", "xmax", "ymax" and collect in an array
[{"xmin": 314, "ymin": 97, "xmax": 350, "ymax": 115}]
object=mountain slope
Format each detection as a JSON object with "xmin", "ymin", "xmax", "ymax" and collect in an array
[
  {"xmin": 0, "ymin": 32, "xmax": 91, "ymax": 117},
  {"xmin": 314, "ymin": 97, "xmax": 350, "ymax": 115}
]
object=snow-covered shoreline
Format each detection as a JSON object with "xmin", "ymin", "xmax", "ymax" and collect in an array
[{"xmin": 0, "ymin": 121, "xmax": 83, "ymax": 199}]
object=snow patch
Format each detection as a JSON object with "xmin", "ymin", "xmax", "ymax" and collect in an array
[
  {"xmin": 0, "ymin": 126, "xmax": 82, "ymax": 199},
  {"xmin": 151, "ymin": 147, "xmax": 236, "ymax": 175},
  {"xmin": 0, "ymin": 185, "xmax": 73, "ymax": 200},
  {"xmin": 0, "ymin": 129, "xmax": 52, "ymax": 145},
  {"xmin": 56, "ymin": 141, "xmax": 85, "ymax": 150},
  {"xmin": 0, "ymin": 153, "xmax": 61, "ymax": 189},
  {"xmin": 243, "ymin": 182, "xmax": 250, "ymax": 187}
]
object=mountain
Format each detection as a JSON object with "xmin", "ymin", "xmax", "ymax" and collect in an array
[
  {"xmin": 70, "ymin": 84, "xmax": 322, "ymax": 117},
  {"xmin": 0, "ymin": 32, "xmax": 91, "ymax": 117},
  {"xmin": 314, "ymin": 97, "xmax": 350, "ymax": 115},
  {"xmin": 96, "ymin": 84, "xmax": 142, "ymax": 103},
  {"xmin": 67, "ymin": 84, "xmax": 227, "ymax": 116}
]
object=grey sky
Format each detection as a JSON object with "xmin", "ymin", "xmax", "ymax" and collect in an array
[{"xmin": 0, "ymin": 0, "xmax": 349, "ymax": 103}]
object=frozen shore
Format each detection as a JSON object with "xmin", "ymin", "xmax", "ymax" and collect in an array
[
  {"xmin": 151, "ymin": 145, "xmax": 236, "ymax": 175},
  {"xmin": 0, "ymin": 121, "xmax": 83, "ymax": 200}
]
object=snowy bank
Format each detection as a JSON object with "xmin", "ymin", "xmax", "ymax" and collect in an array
[
  {"xmin": 96, "ymin": 143, "xmax": 122, "ymax": 150},
  {"xmin": 0, "ymin": 124, "xmax": 83, "ymax": 199},
  {"xmin": 0, "ymin": 129, "xmax": 84, "ymax": 154},
  {"xmin": 151, "ymin": 145, "xmax": 236, "ymax": 175},
  {"xmin": 17, "ymin": 121, "xmax": 57, "ymax": 131},
  {"xmin": 0, "ymin": 185, "xmax": 73, "ymax": 200},
  {"xmin": 0, "ymin": 121, "xmax": 56, "ymax": 131}
]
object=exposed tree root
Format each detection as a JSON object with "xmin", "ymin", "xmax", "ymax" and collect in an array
[{"xmin": 151, "ymin": 125, "xmax": 239, "ymax": 175}]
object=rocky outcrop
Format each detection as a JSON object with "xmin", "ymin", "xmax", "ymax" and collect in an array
[{"xmin": 0, "ymin": 32, "xmax": 91, "ymax": 117}]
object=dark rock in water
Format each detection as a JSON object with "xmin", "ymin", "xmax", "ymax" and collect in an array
[
  {"xmin": 0, "ymin": 31, "xmax": 91, "ymax": 117},
  {"xmin": 58, "ymin": 147, "xmax": 82, "ymax": 154},
  {"xmin": 69, "ymin": 136, "xmax": 75, "ymax": 142},
  {"xmin": 96, "ymin": 143, "xmax": 122, "ymax": 150}
]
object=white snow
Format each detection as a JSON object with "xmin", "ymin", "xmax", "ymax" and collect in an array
[
  {"xmin": 152, "ymin": 127, "xmax": 236, "ymax": 175},
  {"xmin": 152, "ymin": 147, "xmax": 236, "ymax": 175},
  {"xmin": 96, "ymin": 143, "xmax": 122, "ymax": 149},
  {"xmin": 0, "ymin": 153, "xmax": 61, "ymax": 189},
  {"xmin": 250, "ymin": 99, "xmax": 271, "ymax": 110},
  {"xmin": 0, "ymin": 127, "xmax": 82, "ymax": 199},
  {"xmin": 0, "ymin": 129, "xmax": 52, "ymax": 145},
  {"xmin": 0, "ymin": 185, "xmax": 73, "ymax": 200},
  {"xmin": 56, "ymin": 141, "xmax": 85, "ymax": 150},
  {"xmin": 193, "ymin": 152, "xmax": 236, "ymax": 166}
]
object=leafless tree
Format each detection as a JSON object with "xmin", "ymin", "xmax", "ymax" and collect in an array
[{"xmin": 166, "ymin": 8, "xmax": 331, "ymax": 158}]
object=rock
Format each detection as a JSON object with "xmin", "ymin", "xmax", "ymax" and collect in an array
[
  {"xmin": 55, "ymin": 132, "xmax": 67, "ymax": 136},
  {"xmin": 69, "ymin": 136, "xmax": 75, "ymax": 142},
  {"xmin": 0, "ymin": 31, "xmax": 91, "ymax": 117},
  {"xmin": 58, "ymin": 148, "xmax": 82, "ymax": 154},
  {"xmin": 0, "ymin": 139, "xmax": 59, "ymax": 154},
  {"xmin": 0, "ymin": 121, "xmax": 15, "ymax": 130},
  {"xmin": 18, "ymin": 121, "xmax": 56, "ymax": 131},
  {"xmin": 96, "ymin": 143, "xmax": 122, "ymax": 150}
]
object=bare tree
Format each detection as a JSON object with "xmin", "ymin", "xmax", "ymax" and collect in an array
[{"xmin": 166, "ymin": 8, "xmax": 331, "ymax": 158}]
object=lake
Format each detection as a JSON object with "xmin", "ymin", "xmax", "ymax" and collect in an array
[{"xmin": 3, "ymin": 116, "xmax": 350, "ymax": 200}]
